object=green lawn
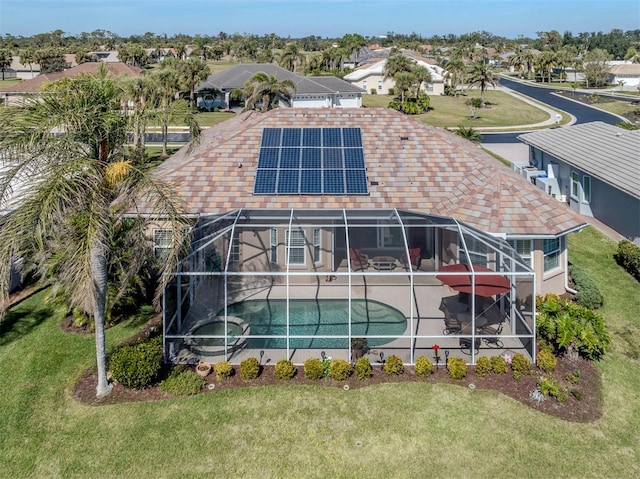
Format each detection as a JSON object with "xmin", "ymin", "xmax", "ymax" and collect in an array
[
  {"xmin": 1, "ymin": 226, "xmax": 640, "ymax": 477},
  {"xmin": 363, "ymin": 91, "xmax": 553, "ymax": 128}
]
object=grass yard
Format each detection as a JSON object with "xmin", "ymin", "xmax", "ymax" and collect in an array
[
  {"xmin": 1, "ymin": 226, "xmax": 639, "ymax": 478},
  {"xmin": 194, "ymin": 110, "xmax": 238, "ymax": 126},
  {"xmin": 363, "ymin": 90, "xmax": 552, "ymax": 128}
]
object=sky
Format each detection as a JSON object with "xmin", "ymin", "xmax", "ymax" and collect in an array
[{"xmin": 0, "ymin": 0, "xmax": 638, "ymax": 39}]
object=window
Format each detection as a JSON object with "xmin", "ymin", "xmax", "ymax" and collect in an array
[
  {"xmin": 313, "ymin": 228, "xmax": 321, "ymax": 263},
  {"xmin": 378, "ymin": 80, "xmax": 383, "ymax": 91},
  {"xmin": 362, "ymin": 81, "xmax": 367, "ymax": 90},
  {"xmin": 286, "ymin": 229, "xmax": 306, "ymax": 265},
  {"xmin": 153, "ymin": 229, "xmax": 173, "ymax": 258},
  {"xmin": 508, "ymin": 239, "xmax": 532, "ymax": 268},
  {"xmin": 427, "ymin": 83, "xmax": 434, "ymax": 93},
  {"xmin": 460, "ymin": 235, "xmax": 488, "ymax": 267},
  {"xmin": 583, "ymin": 176, "xmax": 591, "ymax": 203},
  {"xmin": 571, "ymin": 171, "xmax": 579, "ymax": 199},
  {"xmin": 270, "ymin": 228, "xmax": 278, "ymax": 263},
  {"xmin": 543, "ymin": 238, "xmax": 561, "ymax": 272}
]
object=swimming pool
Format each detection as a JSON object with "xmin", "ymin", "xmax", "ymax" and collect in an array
[{"xmin": 216, "ymin": 299, "xmax": 407, "ymax": 349}]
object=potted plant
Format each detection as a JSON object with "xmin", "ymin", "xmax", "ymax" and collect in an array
[
  {"xmin": 195, "ymin": 362, "xmax": 212, "ymax": 377},
  {"xmin": 351, "ymin": 337, "xmax": 368, "ymax": 359}
]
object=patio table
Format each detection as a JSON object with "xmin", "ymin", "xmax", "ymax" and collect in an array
[{"xmin": 369, "ymin": 256, "xmax": 398, "ymax": 270}]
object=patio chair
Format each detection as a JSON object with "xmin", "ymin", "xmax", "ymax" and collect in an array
[
  {"xmin": 401, "ymin": 247, "xmax": 421, "ymax": 270},
  {"xmin": 479, "ymin": 322, "xmax": 503, "ymax": 348},
  {"xmin": 349, "ymin": 247, "xmax": 369, "ymax": 270},
  {"xmin": 443, "ymin": 305, "xmax": 462, "ymax": 335}
]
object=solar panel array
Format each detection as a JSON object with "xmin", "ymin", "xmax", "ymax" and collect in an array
[{"xmin": 253, "ymin": 128, "xmax": 369, "ymax": 195}]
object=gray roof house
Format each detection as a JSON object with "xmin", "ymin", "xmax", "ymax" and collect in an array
[
  {"xmin": 195, "ymin": 63, "xmax": 364, "ymax": 110},
  {"xmin": 518, "ymin": 122, "xmax": 640, "ymax": 243}
]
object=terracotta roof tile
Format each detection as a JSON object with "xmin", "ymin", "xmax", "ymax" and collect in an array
[{"xmin": 153, "ymin": 108, "xmax": 587, "ymax": 236}]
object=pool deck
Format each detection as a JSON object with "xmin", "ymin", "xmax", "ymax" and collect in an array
[{"xmin": 171, "ymin": 274, "xmax": 532, "ymax": 365}]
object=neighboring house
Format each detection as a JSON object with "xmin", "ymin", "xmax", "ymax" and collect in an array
[
  {"xmin": 608, "ymin": 62, "xmax": 640, "ymax": 89},
  {"xmin": 151, "ymin": 108, "xmax": 588, "ymax": 366},
  {"xmin": 0, "ymin": 62, "xmax": 142, "ymax": 106},
  {"xmin": 518, "ymin": 122, "xmax": 640, "ymax": 243},
  {"xmin": 343, "ymin": 50, "xmax": 445, "ymax": 95},
  {"xmin": 89, "ymin": 51, "xmax": 120, "ymax": 62},
  {"xmin": 7, "ymin": 57, "xmax": 40, "ymax": 79},
  {"xmin": 195, "ymin": 63, "xmax": 364, "ymax": 110}
]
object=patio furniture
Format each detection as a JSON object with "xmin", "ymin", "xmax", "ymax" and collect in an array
[
  {"xmin": 349, "ymin": 248, "xmax": 369, "ymax": 270},
  {"xmin": 370, "ymin": 256, "xmax": 398, "ymax": 271},
  {"xmin": 401, "ymin": 247, "xmax": 421, "ymax": 270},
  {"xmin": 479, "ymin": 322, "xmax": 504, "ymax": 348}
]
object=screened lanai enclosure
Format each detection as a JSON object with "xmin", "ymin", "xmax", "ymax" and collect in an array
[{"xmin": 163, "ymin": 209, "xmax": 537, "ymax": 365}]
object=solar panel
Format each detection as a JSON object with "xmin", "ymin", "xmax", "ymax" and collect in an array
[
  {"xmin": 323, "ymin": 148, "xmax": 343, "ymax": 169},
  {"xmin": 254, "ymin": 169, "xmax": 277, "ymax": 194},
  {"xmin": 258, "ymin": 148, "xmax": 280, "ymax": 168},
  {"xmin": 343, "ymin": 128, "xmax": 362, "ymax": 148},
  {"xmin": 344, "ymin": 148, "xmax": 364, "ymax": 168},
  {"xmin": 254, "ymin": 127, "xmax": 368, "ymax": 195},
  {"xmin": 280, "ymin": 148, "xmax": 300, "ymax": 169},
  {"xmin": 322, "ymin": 128, "xmax": 342, "ymax": 147},
  {"xmin": 302, "ymin": 128, "xmax": 321, "ymax": 147},
  {"xmin": 261, "ymin": 128, "xmax": 281, "ymax": 147},
  {"xmin": 282, "ymin": 128, "xmax": 301, "ymax": 147},
  {"xmin": 345, "ymin": 169, "xmax": 368, "ymax": 194},
  {"xmin": 324, "ymin": 169, "xmax": 345, "ymax": 194}
]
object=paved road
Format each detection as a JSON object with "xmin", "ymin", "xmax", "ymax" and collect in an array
[{"xmin": 482, "ymin": 78, "xmax": 628, "ymax": 143}]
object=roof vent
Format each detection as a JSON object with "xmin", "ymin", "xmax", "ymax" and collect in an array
[
  {"xmin": 400, "ymin": 136, "xmax": 409, "ymax": 141},
  {"xmin": 371, "ymin": 181, "xmax": 379, "ymax": 186}
]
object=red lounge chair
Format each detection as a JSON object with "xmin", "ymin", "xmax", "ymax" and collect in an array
[{"xmin": 349, "ymin": 248, "xmax": 369, "ymax": 270}]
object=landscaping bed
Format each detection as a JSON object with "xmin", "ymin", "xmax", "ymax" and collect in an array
[{"xmin": 73, "ymin": 326, "xmax": 603, "ymax": 423}]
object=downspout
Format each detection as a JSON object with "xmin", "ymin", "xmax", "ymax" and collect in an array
[{"xmin": 563, "ymin": 235, "xmax": 578, "ymax": 295}]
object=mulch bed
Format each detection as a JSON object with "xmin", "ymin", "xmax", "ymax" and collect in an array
[{"xmin": 72, "ymin": 318, "xmax": 603, "ymax": 423}]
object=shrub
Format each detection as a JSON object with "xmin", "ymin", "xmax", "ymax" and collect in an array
[
  {"xmin": 565, "ymin": 370, "xmax": 581, "ymax": 383},
  {"xmin": 569, "ymin": 264, "xmax": 604, "ymax": 309},
  {"xmin": 490, "ymin": 355, "xmax": 509, "ymax": 374},
  {"xmin": 538, "ymin": 377, "xmax": 568, "ymax": 403},
  {"xmin": 109, "ymin": 337, "xmax": 163, "ymax": 389},
  {"xmin": 415, "ymin": 356, "xmax": 434, "ymax": 378},
  {"xmin": 214, "ymin": 361, "xmax": 233, "ymax": 381},
  {"xmin": 447, "ymin": 357, "xmax": 467, "ymax": 379},
  {"xmin": 536, "ymin": 348, "xmax": 557, "ymax": 373},
  {"xmin": 274, "ymin": 359, "xmax": 296, "ymax": 380},
  {"xmin": 570, "ymin": 388, "xmax": 583, "ymax": 401},
  {"xmin": 159, "ymin": 369, "xmax": 205, "ymax": 395},
  {"xmin": 511, "ymin": 353, "xmax": 531, "ymax": 375},
  {"xmin": 370, "ymin": 88, "xmax": 377, "ymax": 95},
  {"xmin": 614, "ymin": 240, "xmax": 640, "ymax": 281},
  {"xmin": 471, "ymin": 97, "xmax": 483, "ymax": 108},
  {"xmin": 384, "ymin": 355, "xmax": 404, "ymax": 376},
  {"xmin": 475, "ymin": 357, "xmax": 492, "ymax": 377},
  {"xmin": 536, "ymin": 294, "xmax": 611, "ymax": 360},
  {"xmin": 240, "ymin": 357, "xmax": 260, "ymax": 380},
  {"xmin": 304, "ymin": 358, "xmax": 325, "ymax": 380},
  {"xmin": 329, "ymin": 359, "xmax": 352, "ymax": 380},
  {"xmin": 354, "ymin": 357, "xmax": 373, "ymax": 380}
]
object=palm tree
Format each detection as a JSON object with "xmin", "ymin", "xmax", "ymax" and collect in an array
[
  {"xmin": 383, "ymin": 52, "xmax": 415, "ymax": 81},
  {"xmin": 147, "ymin": 68, "xmax": 200, "ymax": 157},
  {"xmin": 0, "ymin": 66, "xmax": 192, "ymax": 397},
  {"xmin": 443, "ymin": 58, "xmax": 466, "ymax": 95},
  {"xmin": 0, "ymin": 49, "xmax": 13, "ymax": 81},
  {"xmin": 177, "ymin": 58, "xmax": 211, "ymax": 108},
  {"xmin": 412, "ymin": 65, "xmax": 432, "ymax": 99},
  {"xmin": 452, "ymin": 125, "xmax": 482, "ymax": 143},
  {"xmin": 278, "ymin": 43, "xmax": 306, "ymax": 73},
  {"xmin": 20, "ymin": 47, "xmax": 36, "ymax": 78},
  {"xmin": 536, "ymin": 50, "xmax": 556, "ymax": 83},
  {"xmin": 467, "ymin": 61, "xmax": 497, "ymax": 107},
  {"xmin": 242, "ymin": 72, "xmax": 296, "ymax": 112}
]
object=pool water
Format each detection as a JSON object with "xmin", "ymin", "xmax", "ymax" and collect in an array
[{"xmin": 217, "ymin": 299, "xmax": 407, "ymax": 349}]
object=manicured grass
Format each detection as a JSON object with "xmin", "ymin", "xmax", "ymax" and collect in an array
[
  {"xmin": 586, "ymin": 99, "xmax": 639, "ymax": 117},
  {"xmin": 195, "ymin": 111, "xmax": 238, "ymax": 126},
  {"xmin": 363, "ymin": 91, "xmax": 550, "ymax": 128},
  {"xmin": 1, "ymin": 227, "xmax": 640, "ymax": 477}
]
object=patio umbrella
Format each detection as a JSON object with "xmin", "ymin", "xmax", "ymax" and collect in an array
[{"xmin": 436, "ymin": 264, "xmax": 510, "ymax": 297}]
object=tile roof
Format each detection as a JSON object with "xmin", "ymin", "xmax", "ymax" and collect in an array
[
  {"xmin": 518, "ymin": 122, "xmax": 640, "ymax": 199},
  {"xmin": 153, "ymin": 108, "xmax": 587, "ymax": 236},
  {"xmin": 195, "ymin": 63, "xmax": 363, "ymax": 95},
  {"xmin": 0, "ymin": 62, "xmax": 142, "ymax": 93}
]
